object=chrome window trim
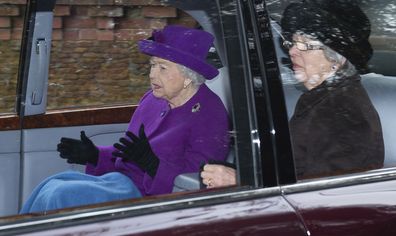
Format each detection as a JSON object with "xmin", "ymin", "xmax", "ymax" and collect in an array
[
  {"xmin": 5, "ymin": 168, "xmax": 396, "ymax": 233},
  {"xmin": 281, "ymin": 167, "xmax": 396, "ymax": 194}
]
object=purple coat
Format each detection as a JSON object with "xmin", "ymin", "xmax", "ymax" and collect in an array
[{"xmin": 86, "ymin": 84, "xmax": 230, "ymax": 196}]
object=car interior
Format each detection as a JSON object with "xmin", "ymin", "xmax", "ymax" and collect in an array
[
  {"xmin": 173, "ymin": 12, "xmax": 396, "ymax": 191},
  {"xmin": 0, "ymin": 0, "xmax": 239, "ymax": 217}
]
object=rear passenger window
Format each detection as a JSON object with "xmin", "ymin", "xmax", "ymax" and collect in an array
[
  {"xmin": 267, "ymin": 0, "xmax": 396, "ymax": 180},
  {"xmin": 24, "ymin": 0, "xmax": 250, "ymax": 211},
  {"xmin": 0, "ymin": 1, "xmax": 26, "ymax": 115},
  {"xmin": 47, "ymin": 1, "xmax": 198, "ymax": 110}
]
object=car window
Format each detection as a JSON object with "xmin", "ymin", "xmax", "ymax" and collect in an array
[
  {"xmin": 0, "ymin": 0, "xmax": 269, "ymax": 231},
  {"xmin": 46, "ymin": 1, "xmax": 197, "ymax": 110},
  {"xmin": 266, "ymin": 0, "xmax": 396, "ymax": 180},
  {"xmin": 0, "ymin": 1, "xmax": 26, "ymax": 115},
  {"xmin": 44, "ymin": 0, "xmax": 265, "ymax": 189}
]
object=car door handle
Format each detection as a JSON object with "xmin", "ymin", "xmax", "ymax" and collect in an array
[{"xmin": 31, "ymin": 38, "xmax": 47, "ymax": 105}]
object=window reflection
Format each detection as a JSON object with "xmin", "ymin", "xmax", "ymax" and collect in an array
[
  {"xmin": 268, "ymin": 0, "xmax": 396, "ymax": 179},
  {"xmin": 47, "ymin": 2, "xmax": 198, "ymax": 110},
  {"xmin": 0, "ymin": 2, "xmax": 26, "ymax": 114}
]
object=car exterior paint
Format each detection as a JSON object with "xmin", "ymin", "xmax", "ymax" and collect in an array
[
  {"xmin": 283, "ymin": 171, "xmax": 396, "ymax": 236},
  {"xmin": 3, "ymin": 188, "xmax": 307, "ymax": 235}
]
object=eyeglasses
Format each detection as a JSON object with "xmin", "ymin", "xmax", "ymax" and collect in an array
[{"xmin": 282, "ymin": 40, "xmax": 325, "ymax": 51}]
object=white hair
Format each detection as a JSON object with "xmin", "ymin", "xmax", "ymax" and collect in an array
[
  {"xmin": 299, "ymin": 32, "xmax": 357, "ymax": 78},
  {"xmin": 322, "ymin": 45, "xmax": 357, "ymax": 78},
  {"xmin": 177, "ymin": 64, "xmax": 206, "ymax": 87}
]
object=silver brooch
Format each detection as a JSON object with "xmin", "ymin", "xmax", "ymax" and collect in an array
[{"xmin": 192, "ymin": 103, "xmax": 201, "ymax": 113}]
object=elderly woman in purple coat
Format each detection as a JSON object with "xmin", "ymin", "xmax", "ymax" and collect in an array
[{"xmin": 20, "ymin": 25, "xmax": 230, "ymax": 213}]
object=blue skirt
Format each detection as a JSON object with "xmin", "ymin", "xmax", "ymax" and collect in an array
[{"xmin": 20, "ymin": 171, "xmax": 142, "ymax": 214}]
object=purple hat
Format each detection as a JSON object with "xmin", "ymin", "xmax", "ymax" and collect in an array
[{"xmin": 138, "ymin": 25, "xmax": 219, "ymax": 80}]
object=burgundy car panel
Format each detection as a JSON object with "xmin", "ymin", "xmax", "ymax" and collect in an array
[
  {"xmin": 17, "ymin": 195, "xmax": 307, "ymax": 236},
  {"xmin": 284, "ymin": 177, "xmax": 396, "ymax": 236}
]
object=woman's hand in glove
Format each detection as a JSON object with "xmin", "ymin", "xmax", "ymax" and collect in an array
[
  {"xmin": 113, "ymin": 124, "xmax": 159, "ymax": 177},
  {"xmin": 57, "ymin": 131, "xmax": 99, "ymax": 165}
]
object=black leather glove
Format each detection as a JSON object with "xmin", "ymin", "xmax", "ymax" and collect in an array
[
  {"xmin": 57, "ymin": 131, "xmax": 99, "ymax": 166},
  {"xmin": 113, "ymin": 124, "xmax": 159, "ymax": 177}
]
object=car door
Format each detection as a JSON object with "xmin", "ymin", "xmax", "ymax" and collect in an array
[
  {"xmin": 263, "ymin": 0, "xmax": 396, "ymax": 235},
  {"xmin": 0, "ymin": 0, "xmax": 307, "ymax": 235}
]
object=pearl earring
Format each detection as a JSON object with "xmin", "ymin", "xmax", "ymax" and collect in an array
[{"xmin": 331, "ymin": 64, "xmax": 337, "ymax": 71}]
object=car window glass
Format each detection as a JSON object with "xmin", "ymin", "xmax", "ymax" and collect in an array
[
  {"xmin": 0, "ymin": 1, "xmax": 26, "ymax": 115},
  {"xmin": 47, "ymin": 1, "xmax": 197, "ymax": 110},
  {"xmin": 0, "ymin": 0, "xmax": 262, "ymax": 223},
  {"xmin": 44, "ymin": 1, "xmax": 250, "ymax": 192},
  {"xmin": 266, "ymin": 0, "xmax": 396, "ymax": 180}
]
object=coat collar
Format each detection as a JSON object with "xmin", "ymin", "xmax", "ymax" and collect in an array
[{"xmin": 293, "ymin": 74, "xmax": 361, "ymax": 117}]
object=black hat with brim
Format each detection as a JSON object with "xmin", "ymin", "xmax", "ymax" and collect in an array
[{"xmin": 281, "ymin": 0, "xmax": 372, "ymax": 73}]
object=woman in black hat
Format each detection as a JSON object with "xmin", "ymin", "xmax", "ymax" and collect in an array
[
  {"xmin": 281, "ymin": 0, "xmax": 384, "ymax": 179},
  {"xmin": 201, "ymin": 0, "xmax": 384, "ymax": 186}
]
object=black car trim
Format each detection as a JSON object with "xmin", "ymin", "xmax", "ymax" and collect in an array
[
  {"xmin": 240, "ymin": 0, "xmax": 279, "ymax": 187},
  {"xmin": 240, "ymin": 0, "xmax": 296, "ymax": 187},
  {"xmin": 36, "ymin": 0, "xmax": 56, "ymax": 12},
  {"xmin": 252, "ymin": 0, "xmax": 296, "ymax": 185},
  {"xmin": 16, "ymin": 0, "xmax": 35, "ymax": 115},
  {"xmin": 221, "ymin": 0, "xmax": 264, "ymax": 187}
]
